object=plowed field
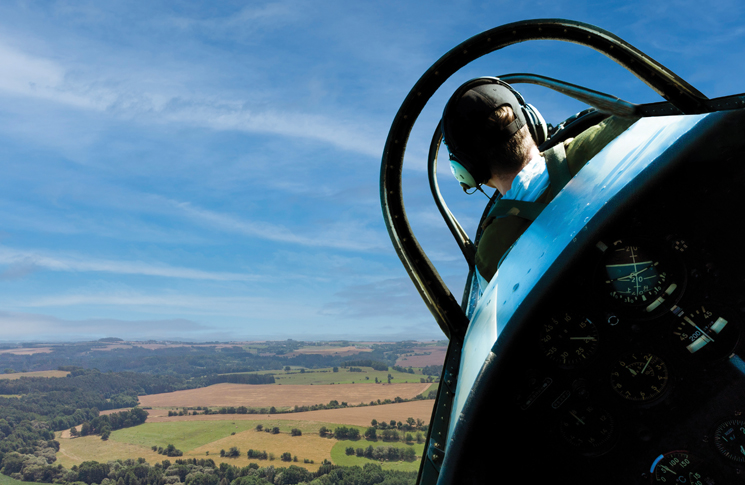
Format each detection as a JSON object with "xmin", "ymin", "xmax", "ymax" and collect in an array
[{"xmin": 138, "ymin": 382, "xmax": 431, "ymax": 408}]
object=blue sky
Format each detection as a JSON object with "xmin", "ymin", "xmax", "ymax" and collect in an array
[{"xmin": 0, "ymin": 0, "xmax": 743, "ymax": 342}]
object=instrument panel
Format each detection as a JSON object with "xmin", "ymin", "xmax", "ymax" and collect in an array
[{"xmin": 518, "ymin": 227, "xmax": 745, "ymax": 483}]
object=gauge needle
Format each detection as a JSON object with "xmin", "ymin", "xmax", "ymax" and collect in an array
[
  {"xmin": 660, "ymin": 465, "xmax": 676, "ymax": 474},
  {"xmin": 684, "ymin": 316, "xmax": 715, "ymax": 342},
  {"xmin": 605, "ymin": 263, "xmax": 654, "ymax": 283},
  {"xmin": 569, "ymin": 411, "xmax": 585, "ymax": 425},
  {"xmin": 641, "ymin": 355, "xmax": 653, "ymax": 374},
  {"xmin": 627, "ymin": 366, "xmax": 638, "ymax": 376}
]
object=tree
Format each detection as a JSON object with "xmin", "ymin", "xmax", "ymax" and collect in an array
[
  {"xmin": 281, "ymin": 452, "xmax": 292, "ymax": 462},
  {"xmin": 332, "ymin": 367, "xmax": 338, "ymax": 372},
  {"xmin": 365, "ymin": 427, "xmax": 377, "ymax": 440},
  {"xmin": 255, "ymin": 424, "xmax": 263, "ymax": 431},
  {"xmin": 271, "ymin": 427, "xmax": 280, "ymax": 434},
  {"xmin": 291, "ymin": 428, "xmax": 302, "ymax": 436}
]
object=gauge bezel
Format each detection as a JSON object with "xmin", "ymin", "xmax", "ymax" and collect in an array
[{"xmin": 595, "ymin": 237, "xmax": 687, "ymax": 321}]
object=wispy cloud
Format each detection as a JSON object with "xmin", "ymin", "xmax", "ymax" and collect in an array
[
  {"xmin": 0, "ymin": 310, "xmax": 207, "ymax": 341},
  {"xmin": 169, "ymin": 199, "xmax": 389, "ymax": 252},
  {"xmin": 0, "ymin": 246, "xmax": 257, "ymax": 281},
  {"xmin": 0, "ymin": 40, "xmax": 383, "ymax": 157}
]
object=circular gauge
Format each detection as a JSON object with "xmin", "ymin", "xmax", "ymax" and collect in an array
[
  {"xmin": 540, "ymin": 312, "xmax": 600, "ymax": 367},
  {"xmin": 649, "ymin": 451, "xmax": 716, "ymax": 484},
  {"xmin": 610, "ymin": 352, "xmax": 669, "ymax": 402},
  {"xmin": 671, "ymin": 303, "xmax": 740, "ymax": 360},
  {"xmin": 559, "ymin": 403, "xmax": 615, "ymax": 455},
  {"xmin": 598, "ymin": 239, "xmax": 685, "ymax": 316},
  {"xmin": 713, "ymin": 417, "xmax": 745, "ymax": 463}
]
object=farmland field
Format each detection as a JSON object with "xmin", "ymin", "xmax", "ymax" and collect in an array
[
  {"xmin": 270, "ymin": 367, "xmax": 428, "ymax": 385},
  {"xmin": 57, "ymin": 415, "xmax": 425, "ymax": 471},
  {"xmin": 138, "ymin": 382, "xmax": 431, "ymax": 408},
  {"xmin": 0, "ymin": 370, "xmax": 69, "ymax": 379},
  {"xmin": 394, "ymin": 346, "xmax": 447, "ymax": 367},
  {"xmin": 330, "ymin": 439, "xmax": 424, "ymax": 471},
  {"xmin": 145, "ymin": 400, "xmax": 436, "ymax": 427}
]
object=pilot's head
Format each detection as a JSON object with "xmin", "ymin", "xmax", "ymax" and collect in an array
[{"xmin": 441, "ymin": 77, "xmax": 547, "ymax": 192}]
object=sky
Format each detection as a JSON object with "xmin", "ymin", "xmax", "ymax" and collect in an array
[{"xmin": 0, "ymin": 0, "xmax": 744, "ymax": 342}]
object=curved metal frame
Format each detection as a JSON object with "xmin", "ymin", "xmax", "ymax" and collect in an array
[{"xmin": 380, "ymin": 18, "xmax": 709, "ymax": 341}]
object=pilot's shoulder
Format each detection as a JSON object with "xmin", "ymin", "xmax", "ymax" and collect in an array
[{"xmin": 566, "ymin": 116, "xmax": 640, "ymax": 173}]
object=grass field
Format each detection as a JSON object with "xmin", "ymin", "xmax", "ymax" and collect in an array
[
  {"xmin": 138, "ymin": 382, "xmax": 431, "ymax": 408},
  {"xmin": 271, "ymin": 367, "xmax": 428, "ymax": 385},
  {"xmin": 57, "ymin": 419, "xmax": 423, "ymax": 471},
  {"xmin": 0, "ymin": 370, "xmax": 69, "ymax": 379},
  {"xmin": 0, "ymin": 474, "xmax": 37, "ymax": 485},
  {"xmin": 330, "ymin": 439, "xmax": 424, "ymax": 472}
]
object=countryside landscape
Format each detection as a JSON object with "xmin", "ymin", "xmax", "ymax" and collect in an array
[{"xmin": 0, "ymin": 339, "xmax": 446, "ymax": 485}]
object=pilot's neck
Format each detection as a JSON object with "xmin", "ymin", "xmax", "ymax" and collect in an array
[{"xmin": 487, "ymin": 144, "xmax": 541, "ymax": 195}]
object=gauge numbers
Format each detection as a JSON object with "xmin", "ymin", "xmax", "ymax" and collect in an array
[
  {"xmin": 610, "ymin": 352, "xmax": 669, "ymax": 402},
  {"xmin": 559, "ymin": 403, "xmax": 615, "ymax": 455},
  {"xmin": 599, "ymin": 239, "xmax": 683, "ymax": 315},
  {"xmin": 713, "ymin": 418, "xmax": 745, "ymax": 463},
  {"xmin": 671, "ymin": 304, "xmax": 740, "ymax": 360},
  {"xmin": 650, "ymin": 451, "xmax": 714, "ymax": 484},
  {"xmin": 540, "ymin": 312, "xmax": 599, "ymax": 367}
]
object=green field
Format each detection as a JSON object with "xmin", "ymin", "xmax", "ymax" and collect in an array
[
  {"xmin": 330, "ymin": 439, "xmax": 424, "ymax": 472},
  {"xmin": 232, "ymin": 366, "xmax": 432, "ymax": 385},
  {"xmin": 111, "ymin": 420, "xmax": 367, "ymax": 452},
  {"xmin": 59, "ymin": 419, "xmax": 417, "ymax": 471},
  {"xmin": 0, "ymin": 475, "xmax": 37, "ymax": 485}
]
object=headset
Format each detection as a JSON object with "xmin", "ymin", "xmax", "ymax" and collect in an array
[{"xmin": 441, "ymin": 77, "xmax": 548, "ymax": 192}]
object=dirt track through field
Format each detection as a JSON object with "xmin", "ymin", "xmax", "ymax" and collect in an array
[
  {"xmin": 144, "ymin": 400, "xmax": 436, "ymax": 427},
  {"xmin": 138, "ymin": 382, "xmax": 431, "ymax": 408}
]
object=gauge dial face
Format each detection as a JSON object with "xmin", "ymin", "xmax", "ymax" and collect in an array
[
  {"xmin": 713, "ymin": 418, "xmax": 745, "ymax": 463},
  {"xmin": 540, "ymin": 313, "xmax": 599, "ymax": 367},
  {"xmin": 559, "ymin": 403, "xmax": 615, "ymax": 455},
  {"xmin": 650, "ymin": 451, "xmax": 713, "ymax": 484},
  {"xmin": 672, "ymin": 304, "xmax": 740, "ymax": 359},
  {"xmin": 599, "ymin": 239, "xmax": 682, "ymax": 314},
  {"xmin": 610, "ymin": 352, "xmax": 669, "ymax": 402}
]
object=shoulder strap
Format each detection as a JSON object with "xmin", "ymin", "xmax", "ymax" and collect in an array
[
  {"xmin": 484, "ymin": 198, "xmax": 547, "ymax": 224},
  {"xmin": 544, "ymin": 142, "xmax": 572, "ymax": 194},
  {"xmin": 482, "ymin": 144, "xmax": 569, "ymax": 228}
]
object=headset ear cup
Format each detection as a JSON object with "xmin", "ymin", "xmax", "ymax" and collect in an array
[
  {"xmin": 524, "ymin": 103, "xmax": 548, "ymax": 146},
  {"xmin": 449, "ymin": 158, "xmax": 479, "ymax": 191}
]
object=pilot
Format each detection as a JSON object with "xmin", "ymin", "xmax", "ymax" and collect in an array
[{"xmin": 441, "ymin": 77, "xmax": 636, "ymax": 286}]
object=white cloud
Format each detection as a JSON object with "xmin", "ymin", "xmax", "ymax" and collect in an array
[
  {"xmin": 0, "ymin": 246, "xmax": 257, "ymax": 281},
  {"xmin": 0, "ymin": 40, "xmax": 383, "ymax": 157},
  {"xmin": 169, "ymin": 199, "xmax": 389, "ymax": 252}
]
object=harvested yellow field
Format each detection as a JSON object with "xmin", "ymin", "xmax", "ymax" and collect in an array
[
  {"xmin": 0, "ymin": 370, "xmax": 69, "ymax": 379},
  {"xmin": 289, "ymin": 346, "xmax": 372, "ymax": 356},
  {"xmin": 0, "ymin": 348, "xmax": 54, "ymax": 355},
  {"xmin": 138, "ymin": 383, "xmax": 431, "ymax": 408},
  {"xmin": 56, "ymin": 433, "xmax": 162, "ymax": 468},
  {"xmin": 189, "ymin": 429, "xmax": 333, "ymax": 469},
  {"xmin": 146, "ymin": 400, "xmax": 435, "ymax": 427}
]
